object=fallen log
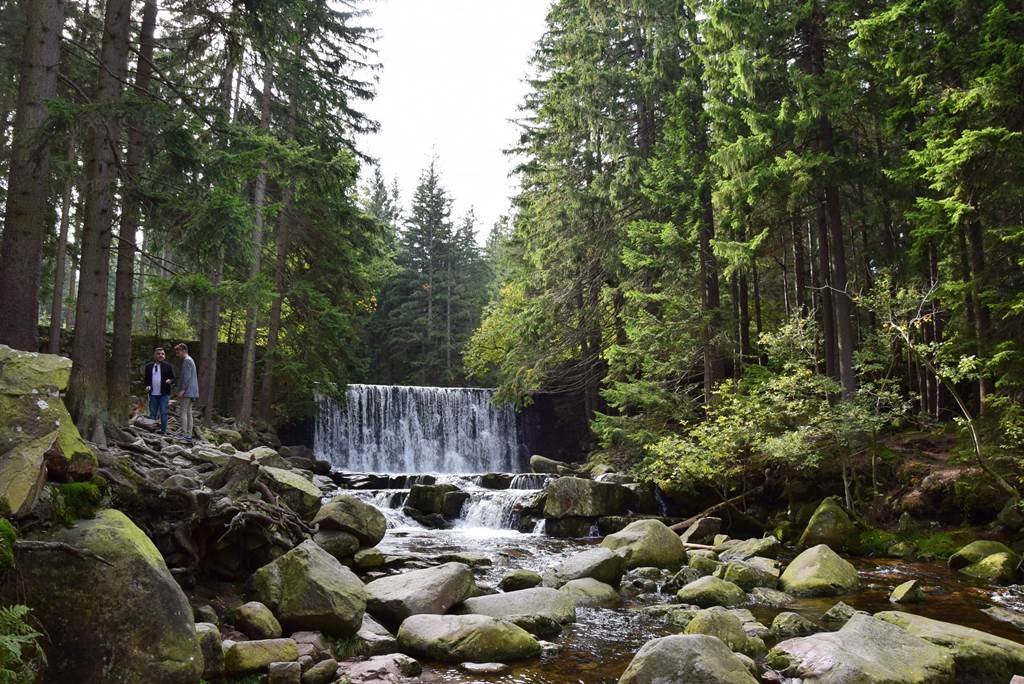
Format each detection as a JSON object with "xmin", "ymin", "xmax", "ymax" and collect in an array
[{"xmin": 669, "ymin": 484, "xmax": 766, "ymax": 533}]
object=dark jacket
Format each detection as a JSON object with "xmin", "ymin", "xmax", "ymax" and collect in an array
[{"xmin": 143, "ymin": 361, "xmax": 175, "ymax": 395}]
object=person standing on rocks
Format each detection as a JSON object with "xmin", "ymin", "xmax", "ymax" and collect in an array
[
  {"xmin": 175, "ymin": 343, "xmax": 198, "ymax": 443},
  {"xmin": 144, "ymin": 347, "xmax": 175, "ymax": 434}
]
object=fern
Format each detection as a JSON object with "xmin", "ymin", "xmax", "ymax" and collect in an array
[{"xmin": 0, "ymin": 605, "xmax": 44, "ymax": 684}]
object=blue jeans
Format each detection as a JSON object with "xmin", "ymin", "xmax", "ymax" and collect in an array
[{"xmin": 149, "ymin": 394, "xmax": 169, "ymax": 433}]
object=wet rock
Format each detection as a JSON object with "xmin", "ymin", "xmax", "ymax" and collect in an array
[
  {"xmin": 663, "ymin": 566, "xmax": 702, "ymax": 593},
  {"xmin": 252, "ymin": 539, "xmax": 367, "ymax": 635},
  {"xmin": 337, "ymin": 653, "xmax": 422, "ymax": 682},
  {"xmin": 947, "ymin": 539, "xmax": 1016, "ymax": 569},
  {"xmin": 461, "ymin": 586, "xmax": 576, "ymax": 625},
  {"xmin": 767, "ymin": 614, "xmax": 954, "ymax": 683},
  {"xmin": 717, "ymin": 535, "xmax": 781, "ymax": 562},
  {"xmin": 2, "ymin": 509, "xmax": 203, "ymax": 682},
  {"xmin": 618, "ymin": 634, "xmax": 758, "ymax": 684},
  {"xmin": 542, "ymin": 546, "xmax": 626, "ymax": 588},
  {"xmin": 601, "ymin": 519, "xmax": 687, "ymax": 569},
  {"xmin": 779, "ymin": 544, "xmax": 859, "ymax": 597},
  {"xmin": 500, "ymin": 569, "xmax": 543, "ymax": 591},
  {"xmin": 233, "ymin": 601, "xmax": 283, "ymax": 639},
  {"xmin": 684, "ymin": 607, "xmax": 765, "ymax": 657},
  {"xmin": 544, "ymin": 516, "xmax": 594, "ymax": 537},
  {"xmin": 442, "ymin": 491, "xmax": 471, "ymax": 519},
  {"xmin": 688, "ymin": 552, "xmax": 721, "ymax": 576},
  {"xmin": 799, "ymin": 497, "xmax": 858, "ymax": 551},
  {"xmin": 461, "ymin": 661, "xmax": 509, "ymax": 674},
  {"xmin": 312, "ymin": 529, "xmax": 360, "ymax": 560},
  {"xmin": 714, "ymin": 558, "xmax": 780, "ymax": 590},
  {"xmin": 876, "ymin": 610, "xmax": 1024, "ymax": 682},
  {"xmin": 821, "ymin": 601, "xmax": 865, "ymax": 630},
  {"xmin": 679, "ymin": 516, "xmax": 721, "ymax": 545},
  {"xmin": 268, "ymin": 660, "xmax": 302, "ymax": 684},
  {"xmin": 313, "ymin": 494, "xmax": 387, "ymax": 547},
  {"xmin": 505, "ymin": 613, "xmax": 563, "ymax": 639},
  {"xmin": 558, "ymin": 578, "xmax": 621, "ymax": 608},
  {"xmin": 889, "ymin": 579, "xmax": 924, "ymax": 603},
  {"xmin": 357, "ymin": 614, "xmax": 398, "ymax": 655},
  {"xmin": 530, "ymin": 454, "xmax": 579, "ymax": 475},
  {"xmin": 749, "ymin": 587, "xmax": 794, "ymax": 606},
  {"xmin": 301, "ymin": 658, "xmax": 338, "ymax": 684},
  {"xmin": 354, "ymin": 547, "xmax": 386, "ymax": 570},
  {"xmin": 365, "ymin": 562, "xmax": 474, "ymax": 630},
  {"xmin": 959, "ymin": 551, "xmax": 1019, "ymax": 584},
  {"xmin": 434, "ymin": 551, "xmax": 492, "ymax": 567},
  {"xmin": 982, "ymin": 605, "xmax": 1024, "ymax": 633},
  {"xmin": 407, "ymin": 483, "xmax": 460, "ymax": 514},
  {"xmin": 398, "ymin": 614, "xmax": 541, "ymax": 662},
  {"xmin": 403, "ymin": 506, "xmax": 452, "ymax": 529},
  {"xmin": 771, "ymin": 611, "xmax": 818, "ymax": 639},
  {"xmin": 196, "ymin": 623, "xmax": 225, "ymax": 678},
  {"xmin": 478, "ymin": 473, "xmax": 513, "ymax": 489},
  {"xmin": 543, "ymin": 477, "xmax": 630, "ymax": 518},
  {"xmin": 675, "ymin": 576, "xmax": 746, "ymax": 608},
  {"xmin": 224, "ymin": 638, "xmax": 300, "ymax": 675}
]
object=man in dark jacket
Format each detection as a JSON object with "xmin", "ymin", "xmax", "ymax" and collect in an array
[{"xmin": 143, "ymin": 347, "xmax": 175, "ymax": 434}]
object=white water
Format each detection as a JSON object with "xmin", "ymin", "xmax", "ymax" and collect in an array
[{"xmin": 315, "ymin": 384, "xmax": 522, "ymax": 474}]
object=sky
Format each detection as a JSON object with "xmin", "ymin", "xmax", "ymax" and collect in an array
[{"xmin": 356, "ymin": 0, "xmax": 550, "ymax": 240}]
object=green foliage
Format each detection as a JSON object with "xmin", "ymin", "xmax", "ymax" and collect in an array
[
  {"xmin": 332, "ymin": 634, "xmax": 366, "ymax": 660},
  {"xmin": 0, "ymin": 521, "xmax": 16, "ymax": 577},
  {"xmin": 0, "ymin": 605, "xmax": 44, "ymax": 684},
  {"xmin": 53, "ymin": 480, "xmax": 107, "ymax": 526}
]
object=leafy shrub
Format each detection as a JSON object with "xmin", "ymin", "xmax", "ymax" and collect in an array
[{"xmin": 0, "ymin": 605, "xmax": 45, "ymax": 684}]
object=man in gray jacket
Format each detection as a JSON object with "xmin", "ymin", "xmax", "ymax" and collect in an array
[{"xmin": 174, "ymin": 343, "xmax": 199, "ymax": 442}]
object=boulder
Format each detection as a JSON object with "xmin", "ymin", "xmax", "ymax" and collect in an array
[
  {"xmin": 889, "ymin": 579, "xmax": 924, "ymax": 603},
  {"xmin": 542, "ymin": 547, "xmax": 626, "ymax": 588},
  {"xmin": 530, "ymin": 454, "xmax": 578, "ymax": 474},
  {"xmin": 301, "ymin": 658, "xmax": 338, "ymax": 684},
  {"xmin": 767, "ymin": 614, "xmax": 954, "ymax": 683},
  {"xmin": 947, "ymin": 540, "xmax": 1016, "ymax": 569},
  {"xmin": 338, "ymin": 653, "xmax": 422, "ymax": 682},
  {"xmin": 799, "ymin": 497, "xmax": 858, "ymax": 551},
  {"xmin": 543, "ymin": 477, "xmax": 630, "ymax": 518},
  {"xmin": 779, "ymin": 544, "xmax": 859, "ymax": 597},
  {"xmin": 876, "ymin": 610, "xmax": 1024, "ymax": 682},
  {"xmin": 442, "ymin": 491, "xmax": 471, "ymax": 519},
  {"xmin": 233, "ymin": 601, "xmax": 283, "ymax": 639},
  {"xmin": 618, "ymin": 634, "xmax": 758, "ymax": 684},
  {"xmin": 196, "ymin": 623, "xmax": 225, "ymax": 678},
  {"xmin": 982, "ymin": 605, "xmax": 1024, "ymax": 633},
  {"xmin": 544, "ymin": 516, "xmax": 595, "ymax": 537},
  {"xmin": 461, "ymin": 587, "xmax": 576, "ymax": 625},
  {"xmin": 679, "ymin": 516, "xmax": 721, "ymax": 545},
  {"xmin": 718, "ymin": 536, "xmax": 781, "ymax": 562},
  {"xmin": 558, "ymin": 578, "xmax": 620, "ymax": 608},
  {"xmin": 821, "ymin": 601, "xmax": 864, "ymax": 629},
  {"xmin": 356, "ymin": 614, "xmax": 398, "ymax": 655},
  {"xmin": 365, "ymin": 562, "xmax": 474, "ymax": 630},
  {"xmin": 406, "ymin": 483, "xmax": 460, "ymax": 514},
  {"xmin": 397, "ymin": 614, "xmax": 541, "ymax": 662},
  {"xmin": 684, "ymin": 607, "xmax": 765, "ymax": 657},
  {"xmin": 478, "ymin": 473, "xmax": 512, "ymax": 489},
  {"xmin": 675, "ymin": 576, "xmax": 746, "ymax": 608},
  {"xmin": 500, "ymin": 569, "xmax": 543, "ymax": 592},
  {"xmin": 714, "ymin": 558, "xmax": 780, "ymax": 591},
  {"xmin": 600, "ymin": 519, "xmax": 686, "ymax": 569},
  {"xmin": 268, "ymin": 661, "xmax": 302, "ymax": 684},
  {"xmin": 749, "ymin": 587, "xmax": 794, "ymax": 606},
  {"xmin": 258, "ymin": 465, "xmax": 322, "ymax": 519},
  {"xmin": 2, "ymin": 509, "xmax": 203, "ymax": 682},
  {"xmin": 312, "ymin": 529, "xmax": 360, "ymax": 560},
  {"xmin": 770, "ymin": 612, "xmax": 818, "ymax": 639},
  {"xmin": 959, "ymin": 552, "xmax": 1019, "ymax": 584},
  {"xmin": 313, "ymin": 494, "xmax": 387, "ymax": 547},
  {"xmin": 223, "ymin": 638, "xmax": 299, "ymax": 674},
  {"xmin": 252, "ymin": 539, "xmax": 367, "ymax": 635}
]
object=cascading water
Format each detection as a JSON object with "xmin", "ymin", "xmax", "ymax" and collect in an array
[{"xmin": 315, "ymin": 384, "xmax": 522, "ymax": 474}]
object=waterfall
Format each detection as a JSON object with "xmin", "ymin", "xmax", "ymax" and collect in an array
[{"xmin": 315, "ymin": 384, "xmax": 522, "ymax": 474}]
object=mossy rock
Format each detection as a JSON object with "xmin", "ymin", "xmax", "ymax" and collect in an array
[
  {"xmin": 675, "ymin": 575, "xmax": 746, "ymax": 608},
  {"xmin": 779, "ymin": 544, "xmax": 859, "ymax": 597},
  {"xmin": 948, "ymin": 539, "xmax": 1016, "ymax": 569},
  {"xmin": 0, "ymin": 346, "xmax": 71, "ymax": 395},
  {"xmin": 684, "ymin": 606, "xmax": 765, "ymax": 657},
  {"xmin": 959, "ymin": 552, "xmax": 1019, "ymax": 584},
  {"xmin": 52, "ymin": 479, "xmax": 106, "ymax": 524},
  {"xmin": 397, "ymin": 614, "xmax": 540, "ymax": 662},
  {"xmin": 799, "ymin": 497, "xmax": 857, "ymax": 551}
]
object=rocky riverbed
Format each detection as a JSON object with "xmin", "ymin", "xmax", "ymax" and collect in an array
[{"xmin": 3, "ymin": 344, "xmax": 1024, "ymax": 683}]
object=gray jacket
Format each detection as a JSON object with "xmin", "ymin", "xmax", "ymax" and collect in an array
[{"xmin": 178, "ymin": 356, "xmax": 199, "ymax": 398}]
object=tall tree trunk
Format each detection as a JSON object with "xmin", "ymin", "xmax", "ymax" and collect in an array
[
  {"xmin": 697, "ymin": 142, "xmax": 723, "ymax": 400},
  {"xmin": 109, "ymin": 0, "xmax": 157, "ymax": 422},
  {"xmin": 791, "ymin": 211, "xmax": 807, "ymax": 315},
  {"xmin": 258, "ymin": 185, "xmax": 290, "ymax": 422},
  {"xmin": 815, "ymin": 200, "xmax": 838, "ymax": 381},
  {"xmin": 67, "ymin": 0, "xmax": 133, "ymax": 434},
  {"xmin": 963, "ymin": 200, "xmax": 993, "ymax": 412},
  {"xmin": 0, "ymin": 0, "xmax": 65, "ymax": 351},
  {"xmin": 238, "ymin": 59, "xmax": 273, "ymax": 424},
  {"xmin": 48, "ymin": 136, "xmax": 76, "ymax": 354}
]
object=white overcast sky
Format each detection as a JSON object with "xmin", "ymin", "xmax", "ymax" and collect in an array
[{"xmin": 356, "ymin": 0, "xmax": 550, "ymax": 239}]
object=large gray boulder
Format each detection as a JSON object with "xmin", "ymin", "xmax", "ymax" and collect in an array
[
  {"xmin": 365, "ymin": 562, "xmax": 474, "ymax": 630},
  {"xmin": 530, "ymin": 455, "xmax": 579, "ymax": 474},
  {"xmin": 558, "ymin": 578, "xmax": 621, "ymax": 608},
  {"xmin": 876, "ymin": 610, "xmax": 1024, "ymax": 682},
  {"xmin": 768, "ymin": 613, "xmax": 954, "ymax": 683},
  {"xmin": 252, "ymin": 539, "xmax": 366, "ymax": 636},
  {"xmin": 675, "ymin": 575, "xmax": 746, "ymax": 608},
  {"xmin": 683, "ymin": 607, "xmax": 765, "ymax": 657},
  {"xmin": 397, "ymin": 614, "xmax": 540, "ymax": 662},
  {"xmin": 799, "ymin": 497, "xmax": 858, "ymax": 551},
  {"xmin": 461, "ymin": 587, "xmax": 576, "ymax": 625},
  {"xmin": 779, "ymin": 544, "xmax": 859, "ymax": 596},
  {"xmin": 2, "ymin": 509, "xmax": 203, "ymax": 683},
  {"xmin": 542, "ymin": 546, "xmax": 626, "ymax": 588},
  {"xmin": 617, "ymin": 634, "xmax": 758, "ymax": 684},
  {"xmin": 718, "ymin": 536, "xmax": 781, "ymax": 562},
  {"xmin": 600, "ymin": 519, "xmax": 686, "ymax": 569},
  {"xmin": 947, "ymin": 540, "xmax": 1016, "ymax": 569},
  {"xmin": 313, "ymin": 494, "xmax": 387, "ymax": 547},
  {"xmin": 543, "ymin": 477, "xmax": 630, "ymax": 518}
]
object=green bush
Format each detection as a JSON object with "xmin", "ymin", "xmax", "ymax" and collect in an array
[{"xmin": 0, "ymin": 605, "xmax": 45, "ymax": 683}]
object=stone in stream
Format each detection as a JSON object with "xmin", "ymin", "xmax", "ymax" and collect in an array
[
  {"xmin": 770, "ymin": 611, "xmax": 819, "ymax": 639},
  {"xmin": 337, "ymin": 653, "xmax": 423, "ymax": 682},
  {"xmin": 947, "ymin": 539, "xmax": 1017, "ymax": 569},
  {"xmin": 820, "ymin": 601, "xmax": 866, "ymax": 629},
  {"xmin": 875, "ymin": 610, "xmax": 1024, "ymax": 682},
  {"xmin": 397, "ymin": 614, "xmax": 541, "ymax": 662},
  {"xmin": 406, "ymin": 483, "xmax": 460, "ymax": 514},
  {"xmin": 478, "ymin": 473, "xmax": 513, "ymax": 489},
  {"xmin": 1, "ymin": 509, "xmax": 203, "ymax": 682},
  {"xmin": 982, "ymin": 605, "xmax": 1024, "ymax": 633},
  {"xmin": 442, "ymin": 490, "xmax": 471, "ymax": 519},
  {"xmin": 460, "ymin": 662, "xmax": 509, "ymax": 674},
  {"xmin": 461, "ymin": 586, "xmax": 577, "ymax": 625},
  {"xmin": 749, "ymin": 586, "xmax": 794, "ymax": 606},
  {"xmin": 252, "ymin": 539, "xmax": 366, "ymax": 636},
  {"xmin": 364, "ymin": 562, "xmax": 474, "ymax": 631},
  {"xmin": 779, "ymin": 544, "xmax": 859, "ymax": 596},
  {"xmin": 601, "ymin": 518, "xmax": 687, "ymax": 569},
  {"xmin": 558, "ymin": 578, "xmax": 621, "ymax": 608},
  {"xmin": 798, "ymin": 496, "xmax": 858, "ymax": 551},
  {"xmin": 767, "ymin": 614, "xmax": 954, "ymax": 683},
  {"xmin": 889, "ymin": 579, "xmax": 924, "ymax": 603},
  {"xmin": 312, "ymin": 529, "xmax": 360, "ymax": 560},
  {"xmin": 675, "ymin": 575, "xmax": 746, "ymax": 608},
  {"xmin": 312, "ymin": 494, "xmax": 387, "ymax": 547},
  {"xmin": 683, "ymin": 607, "xmax": 766, "ymax": 657},
  {"xmin": 717, "ymin": 535, "xmax": 781, "ymax": 562},
  {"xmin": 959, "ymin": 551, "xmax": 1019, "ymax": 584},
  {"xmin": 356, "ymin": 614, "xmax": 398, "ymax": 655},
  {"xmin": 223, "ymin": 638, "xmax": 300, "ymax": 675},
  {"xmin": 232, "ymin": 601, "xmax": 283, "ymax": 639},
  {"xmin": 663, "ymin": 566, "xmax": 703, "ymax": 593},
  {"xmin": 688, "ymin": 552, "xmax": 722, "ymax": 576},
  {"xmin": 500, "ymin": 569, "xmax": 543, "ymax": 591},
  {"xmin": 714, "ymin": 557, "xmax": 780, "ymax": 590},
  {"xmin": 530, "ymin": 454, "xmax": 580, "ymax": 474},
  {"xmin": 679, "ymin": 516, "xmax": 721, "ymax": 545},
  {"xmin": 543, "ymin": 476, "xmax": 631, "ymax": 519},
  {"xmin": 617, "ymin": 634, "xmax": 758, "ymax": 684},
  {"xmin": 542, "ymin": 546, "xmax": 627, "ymax": 588}
]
